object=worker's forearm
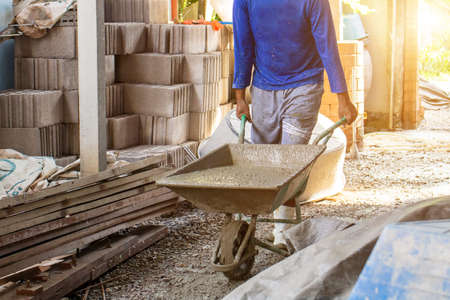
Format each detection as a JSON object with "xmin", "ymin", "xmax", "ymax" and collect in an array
[{"xmin": 235, "ymin": 88, "xmax": 246, "ymax": 101}]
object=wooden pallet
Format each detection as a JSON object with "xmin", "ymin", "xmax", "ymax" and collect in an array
[
  {"xmin": 0, "ymin": 155, "xmax": 178, "ymax": 278},
  {"xmin": 0, "ymin": 225, "xmax": 168, "ymax": 300}
]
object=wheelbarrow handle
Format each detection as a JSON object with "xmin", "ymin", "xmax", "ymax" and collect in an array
[
  {"xmin": 312, "ymin": 117, "xmax": 347, "ymax": 145},
  {"xmin": 239, "ymin": 114, "xmax": 247, "ymax": 144}
]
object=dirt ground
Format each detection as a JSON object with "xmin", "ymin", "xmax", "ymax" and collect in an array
[{"xmin": 74, "ymin": 107, "xmax": 450, "ymax": 300}]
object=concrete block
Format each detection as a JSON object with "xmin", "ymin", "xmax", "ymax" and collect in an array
[
  {"xmin": 206, "ymin": 26, "xmax": 221, "ymax": 52},
  {"xmin": 221, "ymin": 50, "xmax": 233, "ymax": 78},
  {"xmin": 182, "ymin": 25, "xmax": 206, "ymax": 54},
  {"xmin": 105, "ymin": 55, "xmax": 116, "ymax": 85},
  {"xmin": 0, "ymin": 128, "xmax": 42, "ymax": 156},
  {"xmin": 63, "ymin": 123, "xmax": 80, "ymax": 155},
  {"xmin": 153, "ymin": 113, "xmax": 189, "ymax": 145},
  {"xmin": 189, "ymin": 109, "xmax": 220, "ymax": 141},
  {"xmin": 105, "ymin": 23, "xmax": 146, "ymax": 55},
  {"xmin": 106, "ymin": 84, "xmax": 124, "ymax": 117},
  {"xmin": 183, "ymin": 53, "xmax": 221, "ymax": 84},
  {"xmin": 0, "ymin": 90, "xmax": 63, "ymax": 128},
  {"xmin": 219, "ymin": 77, "xmax": 230, "ymax": 105},
  {"xmin": 190, "ymin": 83, "xmax": 220, "ymax": 112},
  {"xmin": 0, "ymin": 124, "xmax": 65, "ymax": 157},
  {"xmin": 108, "ymin": 114, "xmax": 140, "ymax": 150},
  {"xmin": 63, "ymin": 85, "xmax": 124, "ymax": 122},
  {"xmin": 117, "ymin": 53, "xmax": 183, "ymax": 85},
  {"xmin": 63, "ymin": 90, "xmax": 79, "ymax": 123},
  {"xmin": 139, "ymin": 115, "xmax": 153, "ymax": 144},
  {"xmin": 15, "ymin": 26, "xmax": 77, "ymax": 59},
  {"xmin": 147, "ymin": 24, "xmax": 183, "ymax": 54},
  {"xmin": 15, "ymin": 58, "xmax": 78, "ymax": 90},
  {"xmin": 105, "ymin": 0, "xmax": 169, "ymax": 24},
  {"xmin": 124, "ymin": 83, "xmax": 191, "ymax": 117}
]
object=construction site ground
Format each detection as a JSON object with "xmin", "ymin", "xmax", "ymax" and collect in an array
[{"xmin": 74, "ymin": 107, "xmax": 450, "ymax": 300}]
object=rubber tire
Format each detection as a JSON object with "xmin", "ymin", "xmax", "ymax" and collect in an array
[{"xmin": 219, "ymin": 221, "xmax": 256, "ymax": 281}]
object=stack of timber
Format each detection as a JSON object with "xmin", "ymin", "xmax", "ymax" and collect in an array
[{"xmin": 0, "ymin": 155, "xmax": 177, "ymax": 281}]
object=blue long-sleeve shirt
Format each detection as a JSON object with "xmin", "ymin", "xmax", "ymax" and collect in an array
[{"xmin": 232, "ymin": 0, "xmax": 347, "ymax": 94}]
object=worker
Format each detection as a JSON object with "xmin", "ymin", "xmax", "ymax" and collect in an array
[{"xmin": 233, "ymin": 0, "xmax": 358, "ymax": 248}]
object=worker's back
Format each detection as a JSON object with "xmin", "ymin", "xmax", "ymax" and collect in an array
[{"xmin": 233, "ymin": 0, "xmax": 345, "ymax": 94}]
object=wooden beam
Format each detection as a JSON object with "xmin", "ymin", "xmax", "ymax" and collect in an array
[
  {"xmin": 77, "ymin": 0, "xmax": 107, "ymax": 176},
  {"xmin": 0, "ymin": 168, "xmax": 170, "ymax": 223},
  {"xmin": 0, "ymin": 196, "xmax": 177, "ymax": 277},
  {"xmin": 0, "ymin": 189, "xmax": 171, "ymax": 257},
  {"xmin": 0, "ymin": 155, "xmax": 164, "ymax": 210}
]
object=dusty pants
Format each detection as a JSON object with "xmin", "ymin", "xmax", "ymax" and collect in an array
[
  {"xmin": 251, "ymin": 82, "xmax": 324, "ymax": 145},
  {"xmin": 251, "ymin": 83, "xmax": 324, "ymax": 245}
]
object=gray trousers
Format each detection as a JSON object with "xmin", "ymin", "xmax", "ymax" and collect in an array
[{"xmin": 251, "ymin": 83, "xmax": 324, "ymax": 145}]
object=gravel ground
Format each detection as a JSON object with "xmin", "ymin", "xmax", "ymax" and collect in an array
[{"xmin": 73, "ymin": 107, "xmax": 450, "ymax": 300}]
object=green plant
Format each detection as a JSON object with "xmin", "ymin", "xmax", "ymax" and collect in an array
[{"xmin": 419, "ymin": 35, "xmax": 450, "ymax": 79}]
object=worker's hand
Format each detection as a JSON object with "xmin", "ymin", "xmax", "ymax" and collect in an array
[
  {"xmin": 337, "ymin": 92, "xmax": 358, "ymax": 124},
  {"xmin": 236, "ymin": 98, "xmax": 251, "ymax": 122}
]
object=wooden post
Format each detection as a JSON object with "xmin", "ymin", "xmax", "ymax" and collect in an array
[
  {"xmin": 77, "ymin": 0, "xmax": 107, "ymax": 176},
  {"xmin": 402, "ymin": 0, "xmax": 420, "ymax": 129}
]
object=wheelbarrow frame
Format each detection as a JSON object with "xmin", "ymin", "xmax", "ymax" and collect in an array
[{"xmin": 210, "ymin": 116, "xmax": 348, "ymax": 274}]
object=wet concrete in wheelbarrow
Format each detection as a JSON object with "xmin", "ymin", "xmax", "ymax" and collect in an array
[{"xmin": 163, "ymin": 166, "xmax": 296, "ymax": 188}]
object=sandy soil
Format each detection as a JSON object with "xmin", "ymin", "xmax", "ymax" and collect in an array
[{"xmin": 73, "ymin": 107, "xmax": 450, "ymax": 300}]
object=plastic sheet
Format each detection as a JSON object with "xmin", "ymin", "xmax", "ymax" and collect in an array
[{"xmin": 223, "ymin": 196, "xmax": 450, "ymax": 300}]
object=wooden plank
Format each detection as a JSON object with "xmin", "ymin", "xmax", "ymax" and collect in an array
[
  {"xmin": 0, "ymin": 188, "xmax": 170, "ymax": 258},
  {"xmin": 0, "ymin": 155, "xmax": 165, "ymax": 210},
  {"xmin": 0, "ymin": 167, "xmax": 169, "ymax": 219},
  {"xmin": 0, "ymin": 168, "xmax": 170, "ymax": 229},
  {"xmin": 0, "ymin": 196, "xmax": 177, "ymax": 277},
  {"xmin": 1, "ymin": 226, "xmax": 168, "ymax": 300},
  {"xmin": 0, "ymin": 185, "xmax": 172, "ymax": 247}
]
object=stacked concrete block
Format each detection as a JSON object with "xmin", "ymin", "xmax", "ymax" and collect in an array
[
  {"xmin": 147, "ymin": 24, "xmax": 184, "ymax": 54},
  {"xmin": 105, "ymin": 23, "xmax": 147, "ymax": 55},
  {"xmin": 105, "ymin": 0, "xmax": 169, "ymax": 24},
  {"xmin": 190, "ymin": 83, "xmax": 220, "ymax": 113},
  {"xmin": 320, "ymin": 41, "xmax": 365, "ymax": 151},
  {"xmin": 63, "ymin": 85, "xmax": 124, "ymax": 123},
  {"xmin": 0, "ymin": 125, "xmax": 61, "ymax": 157},
  {"xmin": 117, "ymin": 53, "xmax": 183, "ymax": 85},
  {"xmin": 206, "ymin": 26, "xmax": 230, "ymax": 52},
  {"xmin": 0, "ymin": 90, "xmax": 63, "ymax": 128},
  {"xmin": 62, "ymin": 123, "xmax": 79, "ymax": 155},
  {"xmin": 117, "ymin": 141, "xmax": 199, "ymax": 168},
  {"xmin": 189, "ymin": 110, "xmax": 220, "ymax": 141},
  {"xmin": 152, "ymin": 113, "xmax": 190, "ymax": 145},
  {"xmin": 183, "ymin": 53, "xmax": 222, "ymax": 84},
  {"xmin": 15, "ymin": 26, "xmax": 77, "ymax": 59},
  {"xmin": 139, "ymin": 115, "xmax": 154, "ymax": 145},
  {"xmin": 182, "ymin": 25, "xmax": 207, "ymax": 54},
  {"xmin": 108, "ymin": 114, "xmax": 141, "ymax": 150},
  {"xmin": 123, "ymin": 84, "xmax": 191, "ymax": 117},
  {"xmin": 15, "ymin": 56, "xmax": 115, "ymax": 90}
]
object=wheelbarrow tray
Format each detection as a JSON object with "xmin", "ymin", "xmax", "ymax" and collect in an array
[{"xmin": 157, "ymin": 143, "xmax": 326, "ymax": 215}]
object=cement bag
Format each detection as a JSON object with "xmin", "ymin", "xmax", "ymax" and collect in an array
[
  {"xmin": 224, "ymin": 196, "xmax": 450, "ymax": 300},
  {"xmin": 0, "ymin": 149, "xmax": 57, "ymax": 199},
  {"xmin": 198, "ymin": 110, "xmax": 346, "ymax": 202}
]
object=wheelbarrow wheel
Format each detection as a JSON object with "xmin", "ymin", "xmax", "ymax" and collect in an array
[{"xmin": 217, "ymin": 220, "xmax": 256, "ymax": 281}]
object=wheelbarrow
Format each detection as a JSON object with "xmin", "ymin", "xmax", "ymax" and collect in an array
[{"xmin": 157, "ymin": 115, "xmax": 347, "ymax": 280}]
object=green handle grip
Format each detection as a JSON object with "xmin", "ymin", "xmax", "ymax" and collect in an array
[
  {"xmin": 312, "ymin": 117, "xmax": 347, "ymax": 145},
  {"xmin": 239, "ymin": 114, "xmax": 247, "ymax": 144}
]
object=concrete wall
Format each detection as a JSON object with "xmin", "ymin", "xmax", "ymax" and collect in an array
[
  {"xmin": 0, "ymin": 0, "xmax": 14, "ymax": 91},
  {"xmin": 360, "ymin": 0, "xmax": 391, "ymax": 129}
]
